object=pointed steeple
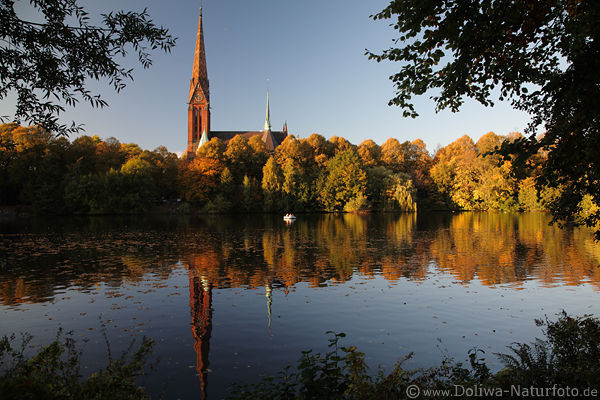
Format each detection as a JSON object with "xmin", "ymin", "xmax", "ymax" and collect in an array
[
  {"xmin": 190, "ymin": 6, "xmax": 209, "ymax": 104},
  {"xmin": 263, "ymin": 89, "xmax": 271, "ymax": 132},
  {"xmin": 283, "ymin": 121, "xmax": 288, "ymax": 134}
]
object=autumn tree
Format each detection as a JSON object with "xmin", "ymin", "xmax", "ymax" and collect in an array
[
  {"xmin": 403, "ymin": 139, "xmax": 432, "ymax": 192},
  {"xmin": 430, "ymin": 134, "xmax": 520, "ymax": 211},
  {"xmin": 329, "ymin": 136, "xmax": 355, "ymax": 154},
  {"xmin": 380, "ymin": 138, "xmax": 406, "ymax": 173},
  {"xmin": 473, "ymin": 133, "xmax": 518, "ymax": 211},
  {"xmin": 303, "ymin": 133, "xmax": 334, "ymax": 167},
  {"xmin": 430, "ymin": 135, "xmax": 478, "ymax": 209},
  {"xmin": 178, "ymin": 157, "xmax": 223, "ymax": 205},
  {"xmin": 357, "ymin": 139, "xmax": 381, "ymax": 167}
]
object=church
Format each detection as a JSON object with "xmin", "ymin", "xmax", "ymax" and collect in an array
[{"xmin": 186, "ymin": 7, "xmax": 288, "ymax": 157}]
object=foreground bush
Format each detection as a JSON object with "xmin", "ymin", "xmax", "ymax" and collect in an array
[
  {"xmin": 1, "ymin": 313, "xmax": 598, "ymax": 399},
  {"xmin": 0, "ymin": 329, "xmax": 154, "ymax": 400},
  {"xmin": 228, "ymin": 312, "xmax": 600, "ymax": 399}
]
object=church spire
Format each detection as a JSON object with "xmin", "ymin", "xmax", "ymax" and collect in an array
[
  {"xmin": 187, "ymin": 4, "xmax": 211, "ymax": 157},
  {"xmin": 263, "ymin": 89, "xmax": 271, "ymax": 132},
  {"xmin": 190, "ymin": 6, "xmax": 209, "ymax": 103}
]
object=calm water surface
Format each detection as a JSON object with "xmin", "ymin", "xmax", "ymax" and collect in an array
[{"xmin": 1, "ymin": 213, "xmax": 599, "ymax": 399}]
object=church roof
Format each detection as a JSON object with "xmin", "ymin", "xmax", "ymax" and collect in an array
[
  {"xmin": 209, "ymin": 131, "xmax": 287, "ymax": 152},
  {"xmin": 261, "ymin": 130, "xmax": 280, "ymax": 151},
  {"xmin": 189, "ymin": 8, "xmax": 209, "ymax": 103}
]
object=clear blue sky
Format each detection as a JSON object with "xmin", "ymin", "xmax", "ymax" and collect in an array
[{"xmin": 5, "ymin": 0, "xmax": 531, "ymax": 155}]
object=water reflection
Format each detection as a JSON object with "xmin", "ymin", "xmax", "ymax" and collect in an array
[
  {"xmin": 188, "ymin": 269, "xmax": 212, "ymax": 400},
  {"xmin": 1, "ymin": 212, "xmax": 599, "ymax": 308},
  {"xmin": 429, "ymin": 213, "xmax": 600, "ymax": 288},
  {"xmin": 1, "ymin": 213, "xmax": 599, "ymax": 398}
]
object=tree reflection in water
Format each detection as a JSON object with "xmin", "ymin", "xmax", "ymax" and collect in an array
[
  {"xmin": 1, "ymin": 213, "xmax": 599, "ymax": 309},
  {"xmin": 1, "ymin": 213, "xmax": 599, "ymax": 398}
]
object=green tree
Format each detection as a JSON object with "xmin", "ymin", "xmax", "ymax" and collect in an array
[
  {"xmin": 281, "ymin": 158, "xmax": 300, "ymax": 210},
  {"xmin": 25, "ymin": 136, "xmax": 72, "ymax": 214},
  {"xmin": 365, "ymin": 166, "xmax": 392, "ymax": 210},
  {"xmin": 224, "ymin": 135, "xmax": 253, "ymax": 183},
  {"xmin": 1, "ymin": 0, "xmax": 176, "ymax": 135},
  {"xmin": 248, "ymin": 135, "xmax": 269, "ymax": 178},
  {"xmin": 196, "ymin": 137, "xmax": 226, "ymax": 162},
  {"xmin": 241, "ymin": 175, "xmax": 260, "ymax": 212},
  {"xmin": 95, "ymin": 137, "xmax": 124, "ymax": 173},
  {"xmin": 368, "ymin": 0, "xmax": 600, "ymax": 237},
  {"xmin": 389, "ymin": 173, "xmax": 417, "ymax": 212},
  {"xmin": 318, "ymin": 150, "xmax": 367, "ymax": 212},
  {"xmin": 149, "ymin": 146, "xmax": 179, "ymax": 200},
  {"xmin": 120, "ymin": 143, "xmax": 143, "ymax": 161},
  {"xmin": 70, "ymin": 135, "xmax": 100, "ymax": 175},
  {"xmin": 275, "ymin": 135, "xmax": 319, "ymax": 210},
  {"xmin": 204, "ymin": 167, "xmax": 234, "ymax": 213},
  {"xmin": 262, "ymin": 156, "xmax": 283, "ymax": 212}
]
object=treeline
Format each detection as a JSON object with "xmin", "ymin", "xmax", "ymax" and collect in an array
[
  {"xmin": 0, "ymin": 123, "xmax": 178, "ymax": 214},
  {"xmin": 1, "ymin": 122, "xmax": 595, "ymax": 216}
]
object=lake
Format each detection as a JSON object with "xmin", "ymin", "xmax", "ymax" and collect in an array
[{"xmin": 1, "ymin": 212, "xmax": 599, "ymax": 399}]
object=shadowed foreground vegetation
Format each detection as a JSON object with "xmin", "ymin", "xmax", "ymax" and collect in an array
[
  {"xmin": 1, "ymin": 313, "xmax": 598, "ymax": 399},
  {"xmin": 229, "ymin": 312, "xmax": 600, "ymax": 399},
  {"xmin": 0, "ymin": 329, "xmax": 155, "ymax": 400}
]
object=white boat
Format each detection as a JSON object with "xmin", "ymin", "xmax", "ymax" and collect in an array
[{"xmin": 283, "ymin": 214, "xmax": 296, "ymax": 221}]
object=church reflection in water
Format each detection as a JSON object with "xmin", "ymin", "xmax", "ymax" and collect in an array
[
  {"xmin": 186, "ymin": 260, "xmax": 287, "ymax": 399},
  {"xmin": 188, "ymin": 269, "xmax": 213, "ymax": 400}
]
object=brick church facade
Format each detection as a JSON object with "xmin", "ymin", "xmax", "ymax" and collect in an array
[{"xmin": 187, "ymin": 7, "xmax": 288, "ymax": 157}]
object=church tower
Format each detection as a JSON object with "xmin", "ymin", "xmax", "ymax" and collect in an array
[{"xmin": 187, "ymin": 7, "xmax": 211, "ymax": 156}]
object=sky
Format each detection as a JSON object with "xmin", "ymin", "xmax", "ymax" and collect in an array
[{"xmin": 4, "ymin": 0, "xmax": 532, "ymax": 155}]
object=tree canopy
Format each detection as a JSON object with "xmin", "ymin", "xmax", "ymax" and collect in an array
[
  {"xmin": 368, "ymin": 0, "xmax": 600, "ymax": 237},
  {"xmin": 0, "ymin": 0, "xmax": 176, "ymax": 135},
  {"xmin": 4, "ymin": 122, "xmax": 597, "ymax": 223}
]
